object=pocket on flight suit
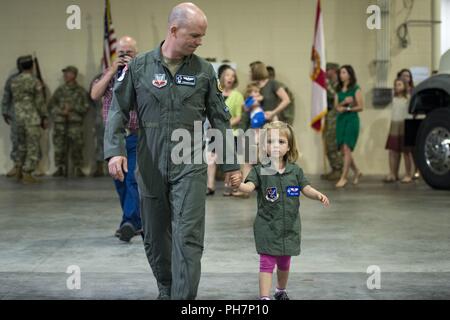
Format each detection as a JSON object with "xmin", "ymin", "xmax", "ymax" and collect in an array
[
  {"xmin": 136, "ymin": 85, "xmax": 161, "ymax": 128},
  {"xmin": 171, "ymin": 177, "xmax": 206, "ymax": 248},
  {"xmin": 178, "ymin": 77, "xmax": 208, "ymax": 131}
]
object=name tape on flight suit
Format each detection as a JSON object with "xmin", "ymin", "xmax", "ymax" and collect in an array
[
  {"xmin": 175, "ymin": 75, "xmax": 196, "ymax": 86},
  {"xmin": 286, "ymin": 186, "xmax": 301, "ymax": 197}
]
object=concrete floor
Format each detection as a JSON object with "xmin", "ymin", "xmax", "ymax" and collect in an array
[{"xmin": 0, "ymin": 174, "xmax": 449, "ymax": 300}]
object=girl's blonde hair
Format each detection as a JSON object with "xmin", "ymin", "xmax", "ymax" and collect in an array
[
  {"xmin": 244, "ymin": 82, "xmax": 260, "ymax": 99},
  {"xmin": 262, "ymin": 121, "xmax": 299, "ymax": 163}
]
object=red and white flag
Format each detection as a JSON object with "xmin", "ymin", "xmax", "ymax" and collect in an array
[
  {"xmin": 103, "ymin": 0, "xmax": 117, "ymax": 70},
  {"xmin": 310, "ymin": 0, "xmax": 327, "ymax": 132}
]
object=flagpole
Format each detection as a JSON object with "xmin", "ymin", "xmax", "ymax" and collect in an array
[
  {"xmin": 310, "ymin": 0, "xmax": 328, "ymax": 176},
  {"xmin": 322, "ymin": 117, "xmax": 327, "ymax": 176}
]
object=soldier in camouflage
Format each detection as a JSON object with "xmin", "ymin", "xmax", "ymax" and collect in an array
[
  {"xmin": 89, "ymin": 73, "xmax": 106, "ymax": 177},
  {"xmin": 322, "ymin": 63, "xmax": 343, "ymax": 181},
  {"xmin": 1, "ymin": 57, "xmax": 23, "ymax": 177},
  {"xmin": 48, "ymin": 66, "xmax": 89, "ymax": 177},
  {"xmin": 9, "ymin": 56, "xmax": 48, "ymax": 184}
]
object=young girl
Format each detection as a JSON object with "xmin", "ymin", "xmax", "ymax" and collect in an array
[
  {"xmin": 384, "ymin": 78, "xmax": 413, "ymax": 183},
  {"xmin": 239, "ymin": 83, "xmax": 266, "ymax": 183},
  {"xmin": 231, "ymin": 121, "xmax": 330, "ymax": 300},
  {"xmin": 244, "ymin": 82, "xmax": 266, "ymax": 130},
  {"xmin": 397, "ymin": 68, "xmax": 420, "ymax": 179},
  {"xmin": 206, "ymin": 65, "xmax": 244, "ymax": 196}
]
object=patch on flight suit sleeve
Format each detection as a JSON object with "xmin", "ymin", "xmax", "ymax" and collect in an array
[
  {"xmin": 117, "ymin": 65, "xmax": 128, "ymax": 82},
  {"xmin": 217, "ymin": 78, "xmax": 223, "ymax": 93}
]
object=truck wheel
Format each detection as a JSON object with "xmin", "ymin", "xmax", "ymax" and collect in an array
[{"xmin": 415, "ymin": 108, "xmax": 450, "ymax": 190}]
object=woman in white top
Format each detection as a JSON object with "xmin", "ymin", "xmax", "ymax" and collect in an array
[{"xmin": 384, "ymin": 78, "xmax": 413, "ymax": 183}]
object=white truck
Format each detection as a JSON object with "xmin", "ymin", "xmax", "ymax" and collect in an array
[{"xmin": 408, "ymin": 49, "xmax": 450, "ymax": 189}]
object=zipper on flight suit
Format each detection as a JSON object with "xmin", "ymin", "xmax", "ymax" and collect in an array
[
  {"xmin": 161, "ymin": 60, "xmax": 187, "ymax": 184},
  {"xmin": 279, "ymin": 174, "xmax": 286, "ymax": 255},
  {"xmin": 159, "ymin": 63, "xmax": 173, "ymax": 184},
  {"xmin": 168, "ymin": 81, "xmax": 174, "ymax": 184}
]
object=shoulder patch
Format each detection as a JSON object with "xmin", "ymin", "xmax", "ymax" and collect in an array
[
  {"xmin": 217, "ymin": 79, "xmax": 223, "ymax": 93},
  {"xmin": 117, "ymin": 65, "xmax": 128, "ymax": 82}
]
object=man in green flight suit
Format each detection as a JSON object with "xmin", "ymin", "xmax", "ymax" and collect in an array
[{"xmin": 104, "ymin": 2, "xmax": 242, "ymax": 300}]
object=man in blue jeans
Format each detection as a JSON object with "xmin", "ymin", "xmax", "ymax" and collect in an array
[{"xmin": 91, "ymin": 36, "xmax": 142, "ymax": 242}]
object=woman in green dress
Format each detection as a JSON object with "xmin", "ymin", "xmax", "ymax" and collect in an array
[{"xmin": 334, "ymin": 65, "xmax": 364, "ymax": 188}]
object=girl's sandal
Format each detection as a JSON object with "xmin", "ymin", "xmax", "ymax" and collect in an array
[
  {"xmin": 335, "ymin": 179, "xmax": 348, "ymax": 188},
  {"xmin": 353, "ymin": 172, "xmax": 363, "ymax": 185},
  {"xmin": 401, "ymin": 176, "xmax": 413, "ymax": 184}
]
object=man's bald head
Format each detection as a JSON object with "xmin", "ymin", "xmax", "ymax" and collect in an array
[
  {"xmin": 163, "ymin": 3, "xmax": 208, "ymax": 58},
  {"xmin": 118, "ymin": 36, "xmax": 138, "ymax": 58},
  {"xmin": 118, "ymin": 36, "xmax": 137, "ymax": 51},
  {"xmin": 168, "ymin": 2, "xmax": 207, "ymax": 29}
]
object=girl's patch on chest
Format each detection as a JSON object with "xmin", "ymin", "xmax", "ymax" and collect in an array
[
  {"xmin": 265, "ymin": 187, "xmax": 279, "ymax": 202},
  {"xmin": 286, "ymin": 186, "xmax": 301, "ymax": 197},
  {"xmin": 265, "ymin": 186, "xmax": 301, "ymax": 202}
]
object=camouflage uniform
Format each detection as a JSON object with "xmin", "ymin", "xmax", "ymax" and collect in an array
[
  {"xmin": 323, "ymin": 79, "xmax": 343, "ymax": 175},
  {"xmin": 48, "ymin": 83, "xmax": 89, "ymax": 170},
  {"xmin": 10, "ymin": 72, "xmax": 47, "ymax": 174},
  {"xmin": 2, "ymin": 72, "xmax": 20, "ymax": 163},
  {"xmin": 95, "ymin": 101, "xmax": 105, "ymax": 161},
  {"xmin": 90, "ymin": 74, "xmax": 105, "ymax": 163}
]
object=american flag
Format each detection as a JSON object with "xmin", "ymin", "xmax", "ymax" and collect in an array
[{"xmin": 103, "ymin": 0, "xmax": 117, "ymax": 70}]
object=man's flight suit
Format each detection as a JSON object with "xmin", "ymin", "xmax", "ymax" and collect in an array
[{"xmin": 104, "ymin": 44, "xmax": 239, "ymax": 299}]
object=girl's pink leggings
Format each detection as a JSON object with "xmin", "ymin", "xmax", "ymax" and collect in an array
[{"xmin": 259, "ymin": 254, "xmax": 291, "ymax": 273}]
